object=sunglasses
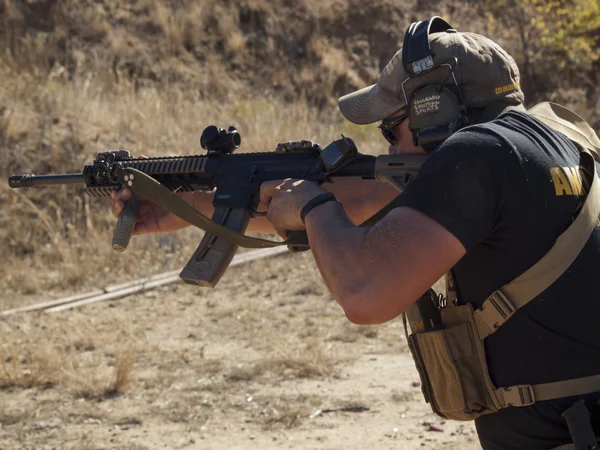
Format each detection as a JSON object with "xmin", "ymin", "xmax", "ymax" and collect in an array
[{"xmin": 378, "ymin": 111, "xmax": 409, "ymax": 145}]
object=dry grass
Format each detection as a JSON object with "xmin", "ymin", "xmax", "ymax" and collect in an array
[
  {"xmin": 105, "ymin": 346, "xmax": 135, "ymax": 397},
  {"xmin": 0, "ymin": 345, "xmax": 20, "ymax": 387},
  {"xmin": 328, "ymin": 323, "xmax": 380, "ymax": 343},
  {"xmin": 0, "ymin": 343, "xmax": 59, "ymax": 389},
  {"xmin": 226, "ymin": 338, "xmax": 344, "ymax": 383},
  {"xmin": 260, "ymin": 394, "xmax": 323, "ymax": 429},
  {"xmin": 0, "ymin": 340, "xmax": 135, "ymax": 398},
  {"xmin": 0, "ymin": 310, "xmax": 139, "ymax": 400}
]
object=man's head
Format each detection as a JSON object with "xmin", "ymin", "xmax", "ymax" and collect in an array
[{"xmin": 338, "ymin": 18, "xmax": 524, "ymax": 152}]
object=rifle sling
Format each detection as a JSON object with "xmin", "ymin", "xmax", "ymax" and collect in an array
[{"xmin": 120, "ymin": 168, "xmax": 288, "ymax": 249}]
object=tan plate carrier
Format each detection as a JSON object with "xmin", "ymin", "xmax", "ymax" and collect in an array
[{"xmin": 404, "ymin": 102, "xmax": 600, "ymax": 421}]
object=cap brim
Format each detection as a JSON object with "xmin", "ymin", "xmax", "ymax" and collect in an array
[{"xmin": 338, "ymin": 84, "xmax": 405, "ymax": 125}]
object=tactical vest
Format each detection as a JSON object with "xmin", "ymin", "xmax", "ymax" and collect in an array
[{"xmin": 404, "ymin": 102, "xmax": 600, "ymax": 421}]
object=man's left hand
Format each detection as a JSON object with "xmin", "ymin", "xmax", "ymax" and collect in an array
[{"xmin": 260, "ymin": 179, "xmax": 327, "ymax": 238}]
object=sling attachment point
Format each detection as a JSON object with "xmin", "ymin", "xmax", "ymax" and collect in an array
[
  {"xmin": 473, "ymin": 290, "xmax": 516, "ymax": 339},
  {"xmin": 495, "ymin": 385, "xmax": 535, "ymax": 408}
]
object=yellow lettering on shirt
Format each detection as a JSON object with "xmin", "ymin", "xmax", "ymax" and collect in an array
[
  {"xmin": 550, "ymin": 167, "xmax": 573, "ymax": 196},
  {"xmin": 548, "ymin": 165, "xmax": 599, "ymax": 227},
  {"xmin": 550, "ymin": 165, "xmax": 593, "ymax": 197},
  {"xmin": 564, "ymin": 166, "xmax": 583, "ymax": 195}
]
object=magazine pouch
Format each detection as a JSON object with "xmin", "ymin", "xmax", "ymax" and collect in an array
[{"xmin": 406, "ymin": 302, "xmax": 502, "ymax": 421}]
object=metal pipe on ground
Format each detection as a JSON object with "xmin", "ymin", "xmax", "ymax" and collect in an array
[{"xmin": 1, "ymin": 247, "xmax": 290, "ymax": 315}]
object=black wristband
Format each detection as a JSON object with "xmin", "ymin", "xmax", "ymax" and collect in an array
[{"xmin": 300, "ymin": 192, "xmax": 338, "ymax": 224}]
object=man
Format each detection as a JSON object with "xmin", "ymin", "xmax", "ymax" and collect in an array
[{"xmin": 111, "ymin": 19, "xmax": 600, "ymax": 449}]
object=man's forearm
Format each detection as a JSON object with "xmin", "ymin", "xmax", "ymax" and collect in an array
[
  {"xmin": 304, "ymin": 201, "xmax": 371, "ymax": 309},
  {"xmin": 322, "ymin": 178, "xmax": 399, "ymax": 225},
  {"xmin": 302, "ymin": 178, "xmax": 401, "ymax": 301}
]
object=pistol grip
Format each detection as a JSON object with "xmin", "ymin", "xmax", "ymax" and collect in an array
[
  {"xmin": 112, "ymin": 196, "xmax": 141, "ymax": 252},
  {"xmin": 179, "ymin": 205, "xmax": 251, "ymax": 287}
]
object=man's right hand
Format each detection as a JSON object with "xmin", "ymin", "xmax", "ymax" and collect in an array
[{"xmin": 110, "ymin": 188, "xmax": 196, "ymax": 235}]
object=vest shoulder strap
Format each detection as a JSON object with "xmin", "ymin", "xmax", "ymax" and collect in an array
[
  {"xmin": 449, "ymin": 103, "xmax": 600, "ymax": 338},
  {"xmin": 473, "ymin": 149, "xmax": 600, "ymax": 339},
  {"xmin": 527, "ymin": 102, "xmax": 600, "ymax": 158}
]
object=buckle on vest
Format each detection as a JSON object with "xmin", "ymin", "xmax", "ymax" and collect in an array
[
  {"xmin": 478, "ymin": 290, "xmax": 516, "ymax": 331},
  {"xmin": 498, "ymin": 385, "xmax": 536, "ymax": 407}
]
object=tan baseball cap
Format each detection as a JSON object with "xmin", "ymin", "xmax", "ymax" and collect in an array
[{"xmin": 338, "ymin": 29, "xmax": 524, "ymax": 124}]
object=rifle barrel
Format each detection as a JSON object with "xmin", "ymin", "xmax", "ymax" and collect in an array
[{"xmin": 8, "ymin": 174, "xmax": 85, "ymax": 188}]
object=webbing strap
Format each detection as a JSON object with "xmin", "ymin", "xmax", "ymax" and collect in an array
[
  {"xmin": 528, "ymin": 102, "xmax": 600, "ymax": 159},
  {"xmin": 474, "ymin": 150, "xmax": 600, "ymax": 339},
  {"xmin": 495, "ymin": 373, "xmax": 600, "ymax": 408},
  {"xmin": 121, "ymin": 168, "xmax": 287, "ymax": 248}
]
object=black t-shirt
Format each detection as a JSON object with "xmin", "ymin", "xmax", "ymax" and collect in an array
[{"xmin": 394, "ymin": 111, "xmax": 600, "ymax": 448}]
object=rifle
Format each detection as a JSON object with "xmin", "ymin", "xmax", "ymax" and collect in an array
[{"xmin": 8, "ymin": 125, "xmax": 426, "ymax": 287}]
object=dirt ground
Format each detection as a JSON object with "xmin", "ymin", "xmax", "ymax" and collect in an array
[{"xmin": 0, "ymin": 250, "xmax": 481, "ymax": 450}]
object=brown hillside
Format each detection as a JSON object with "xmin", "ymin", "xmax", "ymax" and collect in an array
[
  {"xmin": 1, "ymin": 0, "xmax": 465, "ymax": 106},
  {"xmin": 4, "ymin": 0, "xmax": 597, "ymax": 113}
]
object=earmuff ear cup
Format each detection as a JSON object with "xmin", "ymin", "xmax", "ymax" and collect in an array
[
  {"xmin": 409, "ymin": 85, "xmax": 461, "ymax": 128},
  {"xmin": 401, "ymin": 17, "xmax": 469, "ymax": 150},
  {"xmin": 408, "ymin": 84, "xmax": 467, "ymax": 149}
]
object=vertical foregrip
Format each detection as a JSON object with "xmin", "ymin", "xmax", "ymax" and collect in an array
[{"xmin": 112, "ymin": 197, "xmax": 141, "ymax": 252}]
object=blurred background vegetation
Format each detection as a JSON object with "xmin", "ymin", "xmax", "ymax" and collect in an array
[{"xmin": 1, "ymin": 0, "xmax": 598, "ymax": 296}]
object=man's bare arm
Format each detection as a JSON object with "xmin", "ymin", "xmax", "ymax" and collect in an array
[{"xmin": 304, "ymin": 202, "xmax": 466, "ymax": 324}]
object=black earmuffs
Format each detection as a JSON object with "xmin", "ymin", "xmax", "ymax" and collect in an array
[{"xmin": 402, "ymin": 17, "xmax": 469, "ymax": 151}]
